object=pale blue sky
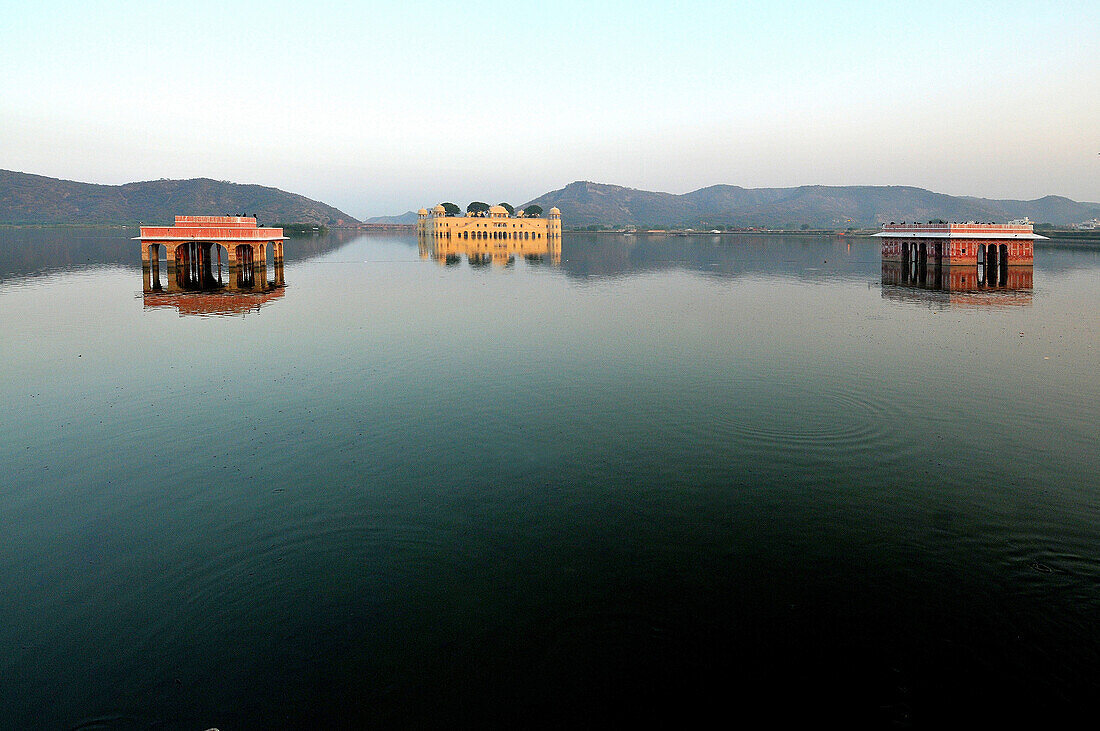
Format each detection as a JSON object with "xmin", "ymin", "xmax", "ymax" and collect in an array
[{"xmin": 1, "ymin": 0, "xmax": 1097, "ymax": 217}]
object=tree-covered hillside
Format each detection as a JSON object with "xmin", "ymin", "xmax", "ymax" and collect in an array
[
  {"xmin": 524, "ymin": 181, "xmax": 1100, "ymax": 229},
  {"xmin": 0, "ymin": 170, "xmax": 359, "ymax": 226}
]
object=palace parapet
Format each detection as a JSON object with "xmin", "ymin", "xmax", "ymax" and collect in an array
[{"xmin": 417, "ymin": 204, "xmax": 562, "ymax": 246}]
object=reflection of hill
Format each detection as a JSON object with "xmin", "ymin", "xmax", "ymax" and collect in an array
[
  {"xmin": 0, "ymin": 227, "xmax": 136, "ymax": 280},
  {"xmin": 558, "ymin": 234, "xmax": 1100, "ymax": 283},
  {"xmin": 558, "ymin": 233, "xmax": 867, "ymax": 280},
  {"xmin": 278, "ymin": 229, "xmax": 361, "ymax": 262},
  {"xmin": 0, "ymin": 227, "xmax": 356, "ymax": 284}
]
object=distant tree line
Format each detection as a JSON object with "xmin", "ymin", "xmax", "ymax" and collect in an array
[{"xmin": 449, "ymin": 201, "xmax": 543, "ymax": 218}]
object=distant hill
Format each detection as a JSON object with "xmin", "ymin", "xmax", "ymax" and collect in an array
[
  {"xmin": 523, "ymin": 181, "xmax": 1100, "ymax": 229},
  {"xmin": 366, "ymin": 210, "xmax": 419, "ymax": 225},
  {"xmin": 0, "ymin": 170, "xmax": 359, "ymax": 226}
]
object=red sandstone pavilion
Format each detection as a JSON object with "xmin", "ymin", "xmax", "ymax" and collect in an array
[
  {"xmin": 875, "ymin": 221, "xmax": 1044, "ymax": 268},
  {"xmin": 136, "ymin": 216, "xmax": 286, "ymax": 292}
]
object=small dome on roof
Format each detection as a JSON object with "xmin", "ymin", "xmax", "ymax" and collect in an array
[
  {"xmin": 549, "ymin": 207, "xmax": 560, "ymax": 215},
  {"xmin": 418, "ymin": 208, "xmax": 428, "ymax": 215},
  {"xmin": 489, "ymin": 205, "xmax": 508, "ymax": 215},
  {"xmin": 432, "ymin": 204, "xmax": 445, "ymax": 213}
]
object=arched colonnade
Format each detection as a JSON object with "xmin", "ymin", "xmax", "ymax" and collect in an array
[
  {"xmin": 897, "ymin": 239, "xmax": 1010, "ymax": 287},
  {"xmin": 142, "ymin": 240, "xmax": 285, "ymax": 292}
]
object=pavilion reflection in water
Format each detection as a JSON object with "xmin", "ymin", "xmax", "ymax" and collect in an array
[
  {"xmin": 881, "ymin": 260, "xmax": 1032, "ymax": 308},
  {"xmin": 419, "ymin": 231, "xmax": 561, "ymax": 266},
  {"xmin": 141, "ymin": 251, "xmax": 286, "ymax": 316},
  {"xmin": 142, "ymin": 286, "xmax": 286, "ymax": 317}
]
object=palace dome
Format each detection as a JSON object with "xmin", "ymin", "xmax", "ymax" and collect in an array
[
  {"xmin": 432, "ymin": 204, "xmax": 446, "ymax": 213},
  {"xmin": 489, "ymin": 205, "xmax": 508, "ymax": 215},
  {"xmin": 549, "ymin": 207, "xmax": 560, "ymax": 215},
  {"xmin": 418, "ymin": 208, "xmax": 428, "ymax": 215}
]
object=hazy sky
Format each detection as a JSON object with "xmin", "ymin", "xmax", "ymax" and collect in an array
[{"xmin": 2, "ymin": 0, "xmax": 1097, "ymax": 218}]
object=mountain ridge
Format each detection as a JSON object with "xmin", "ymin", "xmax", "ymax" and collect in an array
[
  {"xmin": 6, "ymin": 170, "xmax": 1098, "ymax": 230},
  {"xmin": 366, "ymin": 210, "xmax": 419, "ymax": 225},
  {"xmin": 522, "ymin": 181, "xmax": 1100, "ymax": 228},
  {"xmin": 0, "ymin": 170, "xmax": 359, "ymax": 226}
]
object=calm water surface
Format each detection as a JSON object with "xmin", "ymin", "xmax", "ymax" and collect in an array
[{"xmin": 1, "ymin": 229, "xmax": 1098, "ymax": 727}]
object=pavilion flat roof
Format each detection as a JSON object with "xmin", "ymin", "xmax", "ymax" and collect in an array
[
  {"xmin": 135, "ymin": 227, "xmax": 285, "ymax": 242},
  {"xmin": 136, "ymin": 216, "xmax": 284, "ymax": 242},
  {"xmin": 873, "ymin": 231, "xmax": 1047, "ymax": 240}
]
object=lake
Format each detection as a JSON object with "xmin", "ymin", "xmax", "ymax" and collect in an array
[{"xmin": 1, "ymin": 228, "xmax": 1098, "ymax": 727}]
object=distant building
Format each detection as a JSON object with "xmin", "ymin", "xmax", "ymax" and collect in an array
[
  {"xmin": 1071, "ymin": 218, "xmax": 1100, "ymax": 230},
  {"xmin": 417, "ymin": 204, "xmax": 561, "ymax": 243},
  {"xmin": 875, "ymin": 221, "xmax": 1044, "ymax": 267}
]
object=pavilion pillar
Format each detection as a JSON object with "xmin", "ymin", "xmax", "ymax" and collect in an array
[
  {"xmin": 254, "ymin": 243, "xmax": 267, "ymax": 290},
  {"xmin": 274, "ymin": 241, "xmax": 285, "ymax": 286},
  {"xmin": 202, "ymin": 243, "xmax": 214, "ymax": 287},
  {"xmin": 225, "ymin": 243, "xmax": 239, "ymax": 291},
  {"xmin": 150, "ymin": 245, "xmax": 160, "ymax": 291},
  {"xmin": 141, "ymin": 241, "xmax": 153, "ymax": 293},
  {"xmin": 183, "ymin": 243, "xmax": 193, "ymax": 288},
  {"xmin": 238, "ymin": 245, "xmax": 249, "ymax": 288},
  {"xmin": 165, "ymin": 244, "xmax": 180, "ymax": 292}
]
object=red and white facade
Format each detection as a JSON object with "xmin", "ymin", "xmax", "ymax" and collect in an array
[
  {"xmin": 875, "ymin": 223, "xmax": 1043, "ymax": 267},
  {"xmin": 135, "ymin": 216, "xmax": 286, "ymax": 292}
]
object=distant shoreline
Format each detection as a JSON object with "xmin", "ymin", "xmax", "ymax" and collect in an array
[
  {"xmin": 565, "ymin": 228, "xmax": 1100, "ymax": 242},
  {"xmin": 0, "ymin": 223, "xmax": 138, "ymax": 230},
  {"xmin": 568, "ymin": 229, "xmax": 876, "ymax": 237},
  {"xmin": 1, "ymin": 222, "xmax": 1096, "ymax": 245}
]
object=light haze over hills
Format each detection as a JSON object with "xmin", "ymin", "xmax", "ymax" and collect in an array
[
  {"xmin": 1, "ymin": 2, "xmax": 1096, "ymax": 217},
  {"xmin": 523, "ymin": 181, "xmax": 1100, "ymax": 229},
  {"xmin": 366, "ymin": 211, "xmax": 420, "ymax": 225},
  {"xmin": 3, "ymin": 171, "xmax": 1098, "ymax": 229}
]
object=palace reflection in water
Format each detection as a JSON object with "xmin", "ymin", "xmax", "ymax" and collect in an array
[{"xmin": 418, "ymin": 229, "xmax": 561, "ymax": 266}]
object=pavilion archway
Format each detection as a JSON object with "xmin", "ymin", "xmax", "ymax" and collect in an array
[{"xmin": 137, "ymin": 216, "xmax": 287, "ymax": 294}]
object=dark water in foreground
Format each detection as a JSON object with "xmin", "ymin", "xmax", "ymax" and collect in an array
[{"xmin": 1, "ymin": 229, "xmax": 1098, "ymax": 727}]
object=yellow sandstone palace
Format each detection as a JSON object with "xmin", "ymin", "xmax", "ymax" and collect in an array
[{"xmin": 417, "ymin": 204, "xmax": 561, "ymax": 242}]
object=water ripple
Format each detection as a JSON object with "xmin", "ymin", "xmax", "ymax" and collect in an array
[{"xmin": 714, "ymin": 374, "xmax": 901, "ymax": 457}]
